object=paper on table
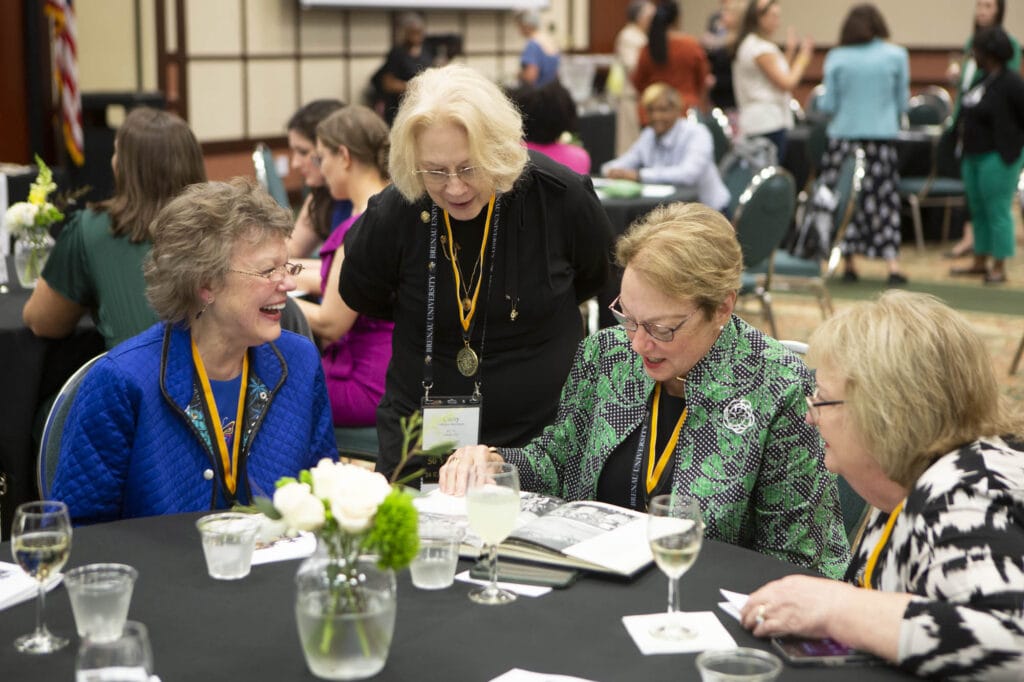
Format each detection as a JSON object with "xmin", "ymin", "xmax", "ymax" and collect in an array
[
  {"xmin": 639, "ymin": 184, "xmax": 677, "ymax": 198},
  {"xmin": 489, "ymin": 669, "xmax": 598, "ymax": 682},
  {"xmin": 718, "ymin": 588, "xmax": 748, "ymax": 622},
  {"xmin": 251, "ymin": 532, "xmax": 316, "ymax": 565},
  {"xmin": 0, "ymin": 562, "xmax": 63, "ymax": 611},
  {"xmin": 622, "ymin": 611, "xmax": 737, "ymax": 655},
  {"xmin": 454, "ymin": 570, "xmax": 552, "ymax": 597},
  {"xmin": 561, "ymin": 517, "xmax": 652, "ymax": 575}
]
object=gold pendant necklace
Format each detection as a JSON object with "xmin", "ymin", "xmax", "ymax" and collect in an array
[{"xmin": 456, "ymin": 343, "xmax": 479, "ymax": 377}]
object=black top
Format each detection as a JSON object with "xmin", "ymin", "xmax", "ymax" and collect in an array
[
  {"xmin": 339, "ymin": 152, "xmax": 613, "ymax": 478},
  {"xmin": 597, "ymin": 389, "xmax": 684, "ymax": 511},
  {"xmin": 960, "ymin": 68, "xmax": 1024, "ymax": 163},
  {"xmin": 374, "ymin": 45, "xmax": 433, "ymax": 126}
]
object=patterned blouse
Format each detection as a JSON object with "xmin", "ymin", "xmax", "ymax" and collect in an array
[
  {"xmin": 501, "ymin": 316, "xmax": 851, "ymax": 579},
  {"xmin": 849, "ymin": 438, "xmax": 1024, "ymax": 680}
]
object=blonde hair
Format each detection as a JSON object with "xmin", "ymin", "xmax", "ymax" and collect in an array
[
  {"xmin": 389, "ymin": 64, "xmax": 528, "ymax": 202},
  {"xmin": 640, "ymin": 82, "xmax": 682, "ymax": 109},
  {"xmin": 615, "ymin": 202, "xmax": 742, "ymax": 318},
  {"xmin": 807, "ymin": 290, "xmax": 1023, "ymax": 487},
  {"xmin": 144, "ymin": 179, "xmax": 293, "ymax": 326}
]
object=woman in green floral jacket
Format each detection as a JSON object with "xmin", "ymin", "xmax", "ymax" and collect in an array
[{"xmin": 441, "ymin": 202, "xmax": 850, "ymax": 578}]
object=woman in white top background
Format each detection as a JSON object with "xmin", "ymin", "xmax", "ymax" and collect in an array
[{"xmin": 730, "ymin": 0, "xmax": 813, "ymax": 161}]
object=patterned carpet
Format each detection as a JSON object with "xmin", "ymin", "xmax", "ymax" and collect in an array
[{"xmin": 735, "ymin": 243, "xmax": 1024, "ymax": 408}]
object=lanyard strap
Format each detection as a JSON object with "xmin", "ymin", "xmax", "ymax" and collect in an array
[
  {"xmin": 191, "ymin": 337, "xmax": 248, "ymax": 495},
  {"xmin": 860, "ymin": 500, "xmax": 904, "ymax": 589},
  {"xmin": 444, "ymin": 195, "xmax": 494, "ymax": 333},
  {"xmin": 646, "ymin": 383, "xmax": 687, "ymax": 494},
  {"xmin": 423, "ymin": 196, "xmax": 501, "ymax": 393}
]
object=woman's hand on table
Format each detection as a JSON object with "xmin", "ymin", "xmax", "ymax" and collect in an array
[
  {"xmin": 740, "ymin": 574, "xmax": 851, "ymax": 640},
  {"xmin": 438, "ymin": 445, "xmax": 506, "ymax": 496}
]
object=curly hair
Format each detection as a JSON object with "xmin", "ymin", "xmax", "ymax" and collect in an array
[{"xmin": 144, "ymin": 179, "xmax": 293, "ymax": 326}]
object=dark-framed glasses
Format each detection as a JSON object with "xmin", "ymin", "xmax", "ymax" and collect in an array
[
  {"xmin": 805, "ymin": 391, "xmax": 844, "ymax": 421},
  {"xmin": 415, "ymin": 166, "xmax": 480, "ymax": 188},
  {"xmin": 230, "ymin": 262, "xmax": 303, "ymax": 283},
  {"xmin": 607, "ymin": 295, "xmax": 697, "ymax": 343}
]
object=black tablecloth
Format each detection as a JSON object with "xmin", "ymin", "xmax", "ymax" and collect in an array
[
  {"xmin": 0, "ymin": 259, "xmax": 104, "ymax": 538},
  {"xmin": 0, "ymin": 512, "xmax": 913, "ymax": 681},
  {"xmin": 596, "ymin": 185, "xmax": 700, "ymax": 328}
]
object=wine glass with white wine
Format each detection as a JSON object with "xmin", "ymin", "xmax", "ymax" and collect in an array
[
  {"xmin": 466, "ymin": 461, "xmax": 520, "ymax": 605},
  {"xmin": 11, "ymin": 500, "xmax": 73, "ymax": 653},
  {"xmin": 647, "ymin": 493, "xmax": 704, "ymax": 640}
]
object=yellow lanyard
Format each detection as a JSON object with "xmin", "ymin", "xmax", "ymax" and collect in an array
[
  {"xmin": 191, "ymin": 338, "xmax": 249, "ymax": 495},
  {"xmin": 646, "ymin": 383, "xmax": 687, "ymax": 494},
  {"xmin": 860, "ymin": 500, "xmax": 904, "ymax": 589},
  {"xmin": 443, "ymin": 194, "xmax": 495, "ymax": 332}
]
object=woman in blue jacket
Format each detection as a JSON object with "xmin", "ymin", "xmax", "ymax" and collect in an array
[{"xmin": 51, "ymin": 179, "xmax": 337, "ymax": 524}]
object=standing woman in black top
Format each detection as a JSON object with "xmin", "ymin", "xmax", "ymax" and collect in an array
[
  {"xmin": 956, "ymin": 26, "xmax": 1024, "ymax": 284},
  {"xmin": 339, "ymin": 64, "xmax": 612, "ymax": 482}
]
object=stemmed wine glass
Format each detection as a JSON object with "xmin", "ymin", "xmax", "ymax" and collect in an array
[
  {"xmin": 647, "ymin": 493, "xmax": 704, "ymax": 640},
  {"xmin": 11, "ymin": 500, "xmax": 73, "ymax": 653},
  {"xmin": 466, "ymin": 462, "xmax": 520, "ymax": 605}
]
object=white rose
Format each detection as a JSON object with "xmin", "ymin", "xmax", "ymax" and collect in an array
[
  {"xmin": 328, "ymin": 465, "xmax": 392, "ymax": 534},
  {"xmin": 309, "ymin": 458, "xmax": 347, "ymax": 502},
  {"xmin": 4, "ymin": 202, "xmax": 38, "ymax": 234},
  {"xmin": 273, "ymin": 481, "xmax": 325, "ymax": 532}
]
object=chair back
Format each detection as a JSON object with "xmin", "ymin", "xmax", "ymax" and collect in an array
[
  {"xmin": 733, "ymin": 167, "xmax": 797, "ymax": 269},
  {"xmin": 689, "ymin": 107, "xmax": 732, "ymax": 164},
  {"xmin": 918, "ymin": 85, "xmax": 953, "ymax": 123},
  {"xmin": 934, "ymin": 126, "xmax": 962, "ymax": 179},
  {"xmin": 837, "ymin": 476, "xmax": 869, "ymax": 544},
  {"xmin": 906, "ymin": 96, "xmax": 944, "ymax": 126},
  {"xmin": 825, "ymin": 147, "xmax": 865, "ymax": 274},
  {"xmin": 804, "ymin": 83, "xmax": 827, "ymax": 116},
  {"xmin": 253, "ymin": 143, "xmax": 290, "ymax": 209},
  {"xmin": 38, "ymin": 353, "xmax": 106, "ymax": 498}
]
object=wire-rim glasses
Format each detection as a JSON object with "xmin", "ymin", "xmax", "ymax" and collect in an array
[
  {"xmin": 229, "ymin": 262, "xmax": 303, "ymax": 283},
  {"xmin": 805, "ymin": 391, "xmax": 845, "ymax": 421},
  {"xmin": 415, "ymin": 166, "xmax": 480, "ymax": 188},
  {"xmin": 608, "ymin": 295, "xmax": 698, "ymax": 343}
]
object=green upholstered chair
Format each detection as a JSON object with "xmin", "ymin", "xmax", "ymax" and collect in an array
[{"xmin": 252, "ymin": 143, "xmax": 290, "ymax": 210}]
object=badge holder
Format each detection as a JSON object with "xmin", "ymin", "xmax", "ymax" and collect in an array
[{"xmin": 419, "ymin": 391, "xmax": 482, "ymax": 484}]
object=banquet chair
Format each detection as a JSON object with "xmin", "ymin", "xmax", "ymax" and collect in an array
[
  {"xmin": 803, "ymin": 84, "xmax": 827, "ymax": 118},
  {"xmin": 905, "ymin": 95, "xmax": 945, "ymax": 127},
  {"xmin": 37, "ymin": 352, "xmax": 106, "ymax": 498},
  {"xmin": 252, "ymin": 143, "xmax": 290, "ymax": 209},
  {"xmin": 899, "ymin": 126, "xmax": 965, "ymax": 250},
  {"xmin": 719, "ymin": 150, "xmax": 760, "ymax": 218},
  {"xmin": 750, "ymin": 148, "xmax": 864, "ymax": 321},
  {"xmin": 335, "ymin": 427, "xmax": 380, "ymax": 464},
  {"xmin": 733, "ymin": 166, "xmax": 798, "ymax": 338},
  {"xmin": 688, "ymin": 107, "xmax": 733, "ymax": 165},
  {"xmin": 1011, "ymin": 329, "xmax": 1024, "ymax": 376}
]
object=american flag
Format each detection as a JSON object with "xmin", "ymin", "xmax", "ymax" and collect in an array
[{"xmin": 44, "ymin": 0, "xmax": 84, "ymax": 166}]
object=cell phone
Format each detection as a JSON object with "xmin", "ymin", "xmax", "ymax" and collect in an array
[
  {"xmin": 470, "ymin": 560, "xmax": 578, "ymax": 588},
  {"xmin": 771, "ymin": 636, "xmax": 878, "ymax": 667}
]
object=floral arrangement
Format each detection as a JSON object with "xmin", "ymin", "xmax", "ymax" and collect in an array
[
  {"xmin": 4, "ymin": 156, "xmax": 65, "ymax": 285},
  {"xmin": 4, "ymin": 156, "xmax": 64, "ymax": 240}
]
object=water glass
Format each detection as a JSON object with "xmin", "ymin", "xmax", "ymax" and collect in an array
[
  {"xmin": 410, "ymin": 520, "xmax": 464, "ymax": 590},
  {"xmin": 696, "ymin": 648, "xmax": 783, "ymax": 682},
  {"xmin": 196, "ymin": 513, "xmax": 259, "ymax": 580},
  {"xmin": 65, "ymin": 564, "xmax": 138, "ymax": 643},
  {"xmin": 75, "ymin": 620, "xmax": 153, "ymax": 682}
]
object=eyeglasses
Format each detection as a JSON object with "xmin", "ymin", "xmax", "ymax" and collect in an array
[
  {"xmin": 229, "ymin": 262, "xmax": 303, "ymax": 283},
  {"xmin": 415, "ymin": 166, "xmax": 480, "ymax": 188},
  {"xmin": 805, "ymin": 391, "xmax": 845, "ymax": 421},
  {"xmin": 607, "ymin": 295, "xmax": 698, "ymax": 343}
]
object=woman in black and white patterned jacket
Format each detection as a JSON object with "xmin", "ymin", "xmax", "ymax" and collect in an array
[{"xmin": 740, "ymin": 290, "xmax": 1024, "ymax": 680}]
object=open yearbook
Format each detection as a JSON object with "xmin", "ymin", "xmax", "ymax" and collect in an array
[{"xmin": 414, "ymin": 491, "xmax": 654, "ymax": 578}]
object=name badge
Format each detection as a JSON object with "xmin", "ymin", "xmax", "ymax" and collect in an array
[{"xmin": 420, "ymin": 395, "xmax": 482, "ymax": 451}]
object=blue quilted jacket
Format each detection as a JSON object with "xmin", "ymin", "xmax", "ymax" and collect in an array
[{"xmin": 51, "ymin": 323, "xmax": 337, "ymax": 524}]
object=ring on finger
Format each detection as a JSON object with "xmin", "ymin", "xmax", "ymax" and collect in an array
[{"xmin": 755, "ymin": 604, "xmax": 767, "ymax": 626}]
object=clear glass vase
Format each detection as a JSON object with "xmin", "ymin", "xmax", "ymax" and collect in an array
[
  {"xmin": 294, "ymin": 542, "xmax": 397, "ymax": 681},
  {"xmin": 13, "ymin": 231, "xmax": 55, "ymax": 289}
]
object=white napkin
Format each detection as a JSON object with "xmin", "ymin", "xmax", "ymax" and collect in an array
[
  {"xmin": 250, "ymin": 532, "xmax": 316, "ymax": 565},
  {"xmin": 718, "ymin": 588, "xmax": 749, "ymax": 622},
  {"xmin": 0, "ymin": 561, "xmax": 62, "ymax": 611},
  {"xmin": 454, "ymin": 570, "xmax": 551, "ymax": 597},
  {"xmin": 489, "ymin": 669, "xmax": 598, "ymax": 682},
  {"xmin": 621, "ymin": 611, "xmax": 737, "ymax": 654}
]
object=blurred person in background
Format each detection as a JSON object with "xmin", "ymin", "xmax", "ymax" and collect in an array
[
  {"xmin": 510, "ymin": 80, "xmax": 591, "ymax": 175},
  {"xmin": 633, "ymin": 0, "xmax": 709, "ymax": 120},
  {"xmin": 516, "ymin": 10, "xmax": 561, "ymax": 88}
]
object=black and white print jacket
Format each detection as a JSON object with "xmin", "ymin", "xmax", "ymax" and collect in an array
[{"xmin": 849, "ymin": 438, "xmax": 1024, "ymax": 680}]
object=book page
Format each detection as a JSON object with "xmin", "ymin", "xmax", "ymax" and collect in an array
[{"xmin": 507, "ymin": 500, "xmax": 644, "ymax": 553}]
